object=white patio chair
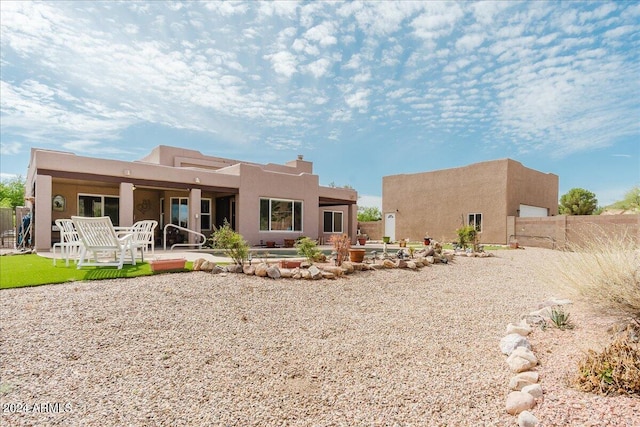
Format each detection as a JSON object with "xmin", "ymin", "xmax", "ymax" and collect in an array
[
  {"xmin": 71, "ymin": 216, "xmax": 139, "ymax": 269},
  {"xmin": 131, "ymin": 220, "xmax": 158, "ymax": 258},
  {"xmin": 52, "ymin": 219, "xmax": 82, "ymax": 266}
]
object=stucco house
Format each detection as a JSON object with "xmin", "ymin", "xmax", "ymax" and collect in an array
[
  {"xmin": 382, "ymin": 159, "xmax": 559, "ymax": 245},
  {"xmin": 25, "ymin": 146, "xmax": 358, "ymax": 251}
]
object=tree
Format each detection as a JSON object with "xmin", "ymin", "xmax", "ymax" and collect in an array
[
  {"xmin": 210, "ymin": 220, "xmax": 249, "ymax": 265},
  {"xmin": 357, "ymin": 206, "xmax": 382, "ymax": 222},
  {"xmin": 609, "ymin": 185, "xmax": 640, "ymax": 212},
  {"xmin": 559, "ymin": 188, "xmax": 598, "ymax": 215},
  {"xmin": 0, "ymin": 175, "xmax": 26, "ymax": 208}
]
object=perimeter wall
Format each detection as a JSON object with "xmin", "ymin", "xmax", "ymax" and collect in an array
[{"xmin": 507, "ymin": 214, "xmax": 640, "ymax": 249}]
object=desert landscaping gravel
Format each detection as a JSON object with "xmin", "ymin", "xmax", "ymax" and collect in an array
[{"xmin": 1, "ymin": 248, "xmax": 637, "ymax": 426}]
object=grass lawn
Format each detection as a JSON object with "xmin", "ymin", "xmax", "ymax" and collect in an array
[{"xmin": 0, "ymin": 255, "xmax": 193, "ymax": 289}]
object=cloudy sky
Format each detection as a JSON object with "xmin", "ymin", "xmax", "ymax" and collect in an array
[{"xmin": 1, "ymin": 1, "xmax": 638, "ymax": 208}]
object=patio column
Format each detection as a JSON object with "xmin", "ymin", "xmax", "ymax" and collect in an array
[
  {"xmin": 119, "ymin": 182, "xmax": 134, "ymax": 227},
  {"xmin": 189, "ymin": 188, "xmax": 201, "ymax": 245},
  {"xmin": 35, "ymin": 174, "xmax": 52, "ymax": 251}
]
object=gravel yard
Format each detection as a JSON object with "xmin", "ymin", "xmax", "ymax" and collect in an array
[{"xmin": 1, "ymin": 248, "xmax": 637, "ymax": 426}]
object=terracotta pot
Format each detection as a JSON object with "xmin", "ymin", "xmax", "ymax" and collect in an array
[
  {"xmin": 348, "ymin": 248, "xmax": 366, "ymax": 263},
  {"xmin": 357, "ymin": 238, "xmax": 367, "ymax": 246},
  {"xmin": 266, "ymin": 241, "xmax": 276, "ymax": 248},
  {"xmin": 283, "ymin": 239, "xmax": 295, "ymax": 248}
]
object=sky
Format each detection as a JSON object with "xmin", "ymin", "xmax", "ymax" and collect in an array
[{"xmin": 1, "ymin": 1, "xmax": 639, "ymax": 209}]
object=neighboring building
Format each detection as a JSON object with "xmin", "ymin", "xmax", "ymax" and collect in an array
[
  {"xmin": 382, "ymin": 159, "xmax": 559, "ymax": 244},
  {"xmin": 25, "ymin": 146, "xmax": 358, "ymax": 251}
]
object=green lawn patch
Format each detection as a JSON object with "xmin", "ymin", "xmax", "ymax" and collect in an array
[{"xmin": 0, "ymin": 255, "xmax": 193, "ymax": 289}]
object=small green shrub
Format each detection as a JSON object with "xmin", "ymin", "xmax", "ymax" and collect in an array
[
  {"xmin": 455, "ymin": 225, "xmax": 477, "ymax": 249},
  {"xmin": 211, "ymin": 220, "xmax": 249, "ymax": 265},
  {"xmin": 549, "ymin": 305, "xmax": 574, "ymax": 330},
  {"xmin": 295, "ymin": 237, "xmax": 322, "ymax": 264}
]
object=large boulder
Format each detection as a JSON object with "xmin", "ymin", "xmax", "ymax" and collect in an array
[
  {"xmin": 308, "ymin": 265, "xmax": 323, "ymax": 280},
  {"xmin": 255, "ymin": 262, "xmax": 269, "ymax": 277},
  {"xmin": 266, "ymin": 265, "xmax": 281, "ymax": 279}
]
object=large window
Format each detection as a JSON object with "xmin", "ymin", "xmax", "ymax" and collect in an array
[
  {"xmin": 201, "ymin": 199, "xmax": 212, "ymax": 230},
  {"xmin": 259, "ymin": 198, "xmax": 303, "ymax": 232},
  {"xmin": 323, "ymin": 211, "xmax": 343, "ymax": 233},
  {"xmin": 171, "ymin": 198, "xmax": 189, "ymax": 228},
  {"xmin": 468, "ymin": 213, "xmax": 482, "ymax": 232},
  {"xmin": 78, "ymin": 194, "xmax": 119, "ymax": 226}
]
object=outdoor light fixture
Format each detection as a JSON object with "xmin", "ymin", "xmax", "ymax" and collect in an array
[
  {"xmin": 248, "ymin": 252, "xmax": 253, "ymax": 266},
  {"xmin": 124, "ymin": 169, "xmax": 131, "ymax": 176},
  {"xmin": 331, "ymin": 250, "xmax": 338, "ymax": 266},
  {"xmin": 194, "ymin": 177, "xmax": 200, "ymax": 183}
]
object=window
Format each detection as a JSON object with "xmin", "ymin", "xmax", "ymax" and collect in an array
[
  {"xmin": 171, "ymin": 198, "xmax": 189, "ymax": 228},
  {"xmin": 259, "ymin": 198, "xmax": 303, "ymax": 232},
  {"xmin": 160, "ymin": 198, "xmax": 165, "ymax": 229},
  {"xmin": 323, "ymin": 211, "xmax": 343, "ymax": 233},
  {"xmin": 201, "ymin": 199, "xmax": 212, "ymax": 230},
  {"xmin": 468, "ymin": 213, "xmax": 482, "ymax": 232},
  {"xmin": 78, "ymin": 194, "xmax": 119, "ymax": 226}
]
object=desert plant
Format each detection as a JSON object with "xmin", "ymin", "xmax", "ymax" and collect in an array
[
  {"xmin": 545, "ymin": 225, "xmax": 640, "ymax": 320},
  {"xmin": 295, "ymin": 237, "xmax": 322, "ymax": 264},
  {"xmin": 211, "ymin": 220, "xmax": 249, "ymax": 265},
  {"xmin": 455, "ymin": 224, "xmax": 477, "ymax": 250},
  {"xmin": 559, "ymin": 187, "xmax": 598, "ymax": 215},
  {"xmin": 329, "ymin": 233, "xmax": 351, "ymax": 266},
  {"xmin": 549, "ymin": 305, "xmax": 574, "ymax": 330},
  {"xmin": 574, "ymin": 326, "xmax": 640, "ymax": 395}
]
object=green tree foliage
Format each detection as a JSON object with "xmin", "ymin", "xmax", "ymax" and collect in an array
[
  {"xmin": 0, "ymin": 175, "xmax": 25, "ymax": 208},
  {"xmin": 210, "ymin": 220, "xmax": 249, "ymax": 265},
  {"xmin": 609, "ymin": 185, "xmax": 640, "ymax": 212},
  {"xmin": 559, "ymin": 188, "xmax": 598, "ymax": 215},
  {"xmin": 294, "ymin": 237, "xmax": 322, "ymax": 264},
  {"xmin": 357, "ymin": 206, "xmax": 382, "ymax": 222}
]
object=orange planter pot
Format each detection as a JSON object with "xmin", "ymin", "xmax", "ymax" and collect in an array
[
  {"xmin": 280, "ymin": 260, "xmax": 301, "ymax": 269},
  {"xmin": 150, "ymin": 258, "xmax": 186, "ymax": 272},
  {"xmin": 348, "ymin": 249, "xmax": 366, "ymax": 263}
]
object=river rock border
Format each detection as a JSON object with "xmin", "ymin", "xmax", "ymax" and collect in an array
[{"xmin": 500, "ymin": 298, "xmax": 573, "ymax": 427}]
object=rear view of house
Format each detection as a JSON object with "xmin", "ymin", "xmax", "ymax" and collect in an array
[{"xmin": 26, "ymin": 146, "xmax": 357, "ymax": 251}]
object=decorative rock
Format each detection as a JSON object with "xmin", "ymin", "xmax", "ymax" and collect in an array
[
  {"xmin": 321, "ymin": 272, "xmax": 336, "ymax": 280},
  {"xmin": 528, "ymin": 307, "xmax": 551, "ymax": 318},
  {"xmin": 352, "ymin": 262, "xmax": 366, "ymax": 271},
  {"xmin": 266, "ymin": 265, "xmax": 281, "ymax": 279},
  {"xmin": 522, "ymin": 383, "xmax": 543, "ymax": 399},
  {"xmin": 212, "ymin": 265, "xmax": 225, "ymax": 274},
  {"xmin": 255, "ymin": 263, "xmax": 269, "ymax": 277},
  {"xmin": 382, "ymin": 259, "xmax": 396, "ymax": 269},
  {"xmin": 414, "ymin": 260, "xmax": 424, "ymax": 268},
  {"xmin": 341, "ymin": 261, "xmax": 355, "ymax": 274},
  {"xmin": 500, "ymin": 334, "xmax": 531, "ymax": 355},
  {"xmin": 243, "ymin": 265, "xmax": 256, "ymax": 275},
  {"xmin": 406, "ymin": 261, "xmax": 417, "ymax": 270},
  {"xmin": 506, "ymin": 347, "xmax": 538, "ymax": 373},
  {"xmin": 506, "ymin": 391, "xmax": 536, "ymax": 415},
  {"xmin": 509, "ymin": 371, "xmax": 539, "ymax": 390},
  {"xmin": 321, "ymin": 266, "xmax": 344, "ymax": 277},
  {"xmin": 521, "ymin": 314, "xmax": 546, "ymax": 327},
  {"xmin": 201, "ymin": 261, "xmax": 216, "ymax": 271},
  {"xmin": 300, "ymin": 261, "xmax": 311, "ymax": 269},
  {"xmin": 396, "ymin": 259, "xmax": 408, "ymax": 268},
  {"xmin": 507, "ymin": 323, "xmax": 533, "ymax": 336},
  {"xmin": 308, "ymin": 265, "xmax": 323, "ymax": 280},
  {"xmin": 369, "ymin": 263, "xmax": 384, "ymax": 270},
  {"xmin": 280, "ymin": 268, "xmax": 292, "ymax": 278},
  {"xmin": 538, "ymin": 298, "xmax": 572, "ymax": 308},
  {"xmin": 425, "ymin": 256, "xmax": 435, "ymax": 264},
  {"xmin": 300, "ymin": 269, "xmax": 311, "ymax": 279},
  {"xmin": 226, "ymin": 264, "xmax": 243, "ymax": 273},
  {"xmin": 518, "ymin": 410, "xmax": 539, "ymax": 427},
  {"xmin": 193, "ymin": 258, "xmax": 205, "ymax": 270}
]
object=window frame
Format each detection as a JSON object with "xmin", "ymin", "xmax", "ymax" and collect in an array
[
  {"xmin": 259, "ymin": 198, "xmax": 303, "ymax": 232},
  {"xmin": 77, "ymin": 193, "xmax": 120, "ymax": 226},
  {"xmin": 200, "ymin": 198, "xmax": 212, "ymax": 231},
  {"xmin": 170, "ymin": 197, "xmax": 189, "ymax": 228},
  {"xmin": 323, "ymin": 210, "xmax": 343, "ymax": 233},
  {"xmin": 468, "ymin": 213, "xmax": 482, "ymax": 232}
]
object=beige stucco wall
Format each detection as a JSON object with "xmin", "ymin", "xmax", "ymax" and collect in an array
[{"xmin": 383, "ymin": 159, "xmax": 558, "ymax": 244}]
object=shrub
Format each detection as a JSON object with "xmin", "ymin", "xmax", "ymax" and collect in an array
[
  {"xmin": 455, "ymin": 225, "xmax": 477, "ymax": 250},
  {"xmin": 210, "ymin": 220, "xmax": 249, "ymax": 265},
  {"xmin": 574, "ymin": 326, "xmax": 640, "ymax": 396},
  {"xmin": 295, "ymin": 237, "xmax": 322, "ymax": 264},
  {"xmin": 549, "ymin": 305, "xmax": 574, "ymax": 330},
  {"xmin": 548, "ymin": 226, "xmax": 640, "ymax": 320},
  {"xmin": 329, "ymin": 234, "xmax": 351, "ymax": 266}
]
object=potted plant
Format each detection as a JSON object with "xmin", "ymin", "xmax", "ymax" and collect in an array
[
  {"xmin": 357, "ymin": 234, "xmax": 367, "ymax": 246},
  {"xmin": 382, "ymin": 236, "xmax": 391, "ymax": 244},
  {"xmin": 424, "ymin": 233, "xmax": 432, "ymax": 246},
  {"xmin": 399, "ymin": 239, "xmax": 407, "ymax": 248},
  {"xmin": 348, "ymin": 248, "xmax": 366, "ymax": 263}
]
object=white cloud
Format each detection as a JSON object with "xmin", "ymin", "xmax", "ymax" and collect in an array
[
  {"xmin": 304, "ymin": 21, "xmax": 337, "ymax": 47},
  {"xmin": 305, "ymin": 58, "xmax": 331, "ymax": 78},
  {"xmin": 455, "ymin": 33, "xmax": 485, "ymax": 51},
  {"xmin": 264, "ymin": 50, "xmax": 298, "ymax": 77},
  {"xmin": 0, "ymin": 141, "xmax": 22, "ymax": 156},
  {"xmin": 345, "ymin": 89, "xmax": 371, "ymax": 111}
]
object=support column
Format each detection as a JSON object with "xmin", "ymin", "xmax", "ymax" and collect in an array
[
  {"xmin": 34, "ymin": 174, "xmax": 52, "ymax": 251},
  {"xmin": 189, "ymin": 188, "xmax": 201, "ymax": 244},
  {"xmin": 119, "ymin": 182, "xmax": 134, "ymax": 227},
  {"xmin": 349, "ymin": 203, "xmax": 358, "ymax": 244}
]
